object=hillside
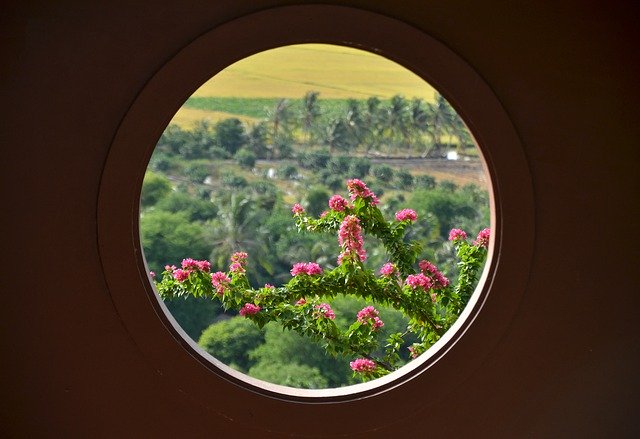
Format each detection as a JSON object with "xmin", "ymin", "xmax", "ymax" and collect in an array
[{"xmin": 171, "ymin": 44, "xmax": 437, "ymax": 127}]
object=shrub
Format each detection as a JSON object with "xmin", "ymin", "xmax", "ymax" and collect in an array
[
  {"xmin": 372, "ymin": 164, "xmax": 394, "ymax": 183},
  {"xmin": 235, "ymin": 149, "xmax": 256, "ymax": 169}
]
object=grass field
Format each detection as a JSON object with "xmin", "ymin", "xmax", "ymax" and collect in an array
[{"xmin": 170, "ymin": 44, "xmax": 437, "ymax": 128}]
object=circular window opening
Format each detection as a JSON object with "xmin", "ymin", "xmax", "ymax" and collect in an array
[{"xmin": 140, "ymin": 44, "xmax": 491, "ymax": 390}]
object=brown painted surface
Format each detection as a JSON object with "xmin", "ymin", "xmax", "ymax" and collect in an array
[{"xmin": 1, "ymin": 1, "xmax": 638, "ymax": 437}]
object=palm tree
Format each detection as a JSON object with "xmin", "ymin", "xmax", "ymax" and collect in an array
[
  {"xmin": 208, "ymin": 192, "xmax": 273, "ymax": 284},
  {"xmin": 301, "ymin": 91, "xmax": 321, "ymax": 145},
  {"xmin": 409, "ymin": 98, "xmax": 429, "ymax": 155},
  {"xmin": 266, "ymin": 98, "xmax": 295, "ymax": 158},
  {"xmin": 384, "ymin": 95, "xmax": 411, "ymax": 154}
]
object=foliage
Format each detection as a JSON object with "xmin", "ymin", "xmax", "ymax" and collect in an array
[
  {"xmin": 215, "ymin": 118, "xmax": 247, "ymax": 155},
  {"xmin": 235, "ymin": 149, "xmax": 256, "ymax": 169},
  {"xmin": 198, "ymin": 316, "xmax": 265, "ymax": 372},
  {"xmin": 141, "ymin": 171, "xmax": 172, "ymax": 207},
  {"xmin": 155, "ymin": 180, "xmax": 489, "ymax": 383},
  {"xmin": 140, "ymin": 210, "xmax": 210, "ymax": 274}
]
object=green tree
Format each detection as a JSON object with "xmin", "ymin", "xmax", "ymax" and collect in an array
[
  {"xmin": 247, "ymin": 122, "xmax": 269, "ymax": 159},
  {"xmin": 198, "ymin": 316, "xmax": 265, "ymax": 372},
  {"xmin": 248, "ymin": 324, "xmax": 352, "ymax": 387},
  {"xmin": 301, "ymin": 91, "xmax": 321, "ymax": 145},
  {"xmin": 184, "ymin": 160, "xmax": 211, "ymax": 184},
  {"xmin": 166, "ymin": 297, "xmax": 222, "ymax": 341},
  {"xmin": 140, "ymin": 171, "xmax": 172, "ymax": 208},
  {"xmin": 394, "ymin": 169, "xmax": 414, "ymax": 189},
  {"xmin": 372, "ymin": 164, "xmax": 394, "ymax": 183},
  {"xmin": 208, "ymin": 192, "xmax": 272, "ymax": 284},
  {"xmin": 235, "ymin": 149, "xmax": 256, "ymax": 169},
  {"xmin": 304, "ymin": 186, "xmax": 331, "ymax": 217},
  {"xmin": 139, "ymin": 210, "xmax": 210, "ymax": 274},
  {"xmin": 155, "ymin": 191, "xmax": 218, "ymax": 222},
  {"xmin": 384, "ymin": 95, "xmax": 411, "ymax": 152},
  {"xmin": 267, "ymin": 99, "xmax": 295, "ymax": 158},
  {"xmin": 248, "ymin": 362, "xmax": 328, "ymax": 389},
  {"xmin": 215, "ymin": 118, "xmax": 247, "ymax": 155}
]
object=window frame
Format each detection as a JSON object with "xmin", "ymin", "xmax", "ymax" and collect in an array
[{"xmin": 97, "ymin": 5, "xmax": 533, "ymax": 436}]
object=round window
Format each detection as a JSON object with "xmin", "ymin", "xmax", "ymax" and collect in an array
[{"xmin": 140, "ymin": 44, "xmax": 492, "ymax": 390}]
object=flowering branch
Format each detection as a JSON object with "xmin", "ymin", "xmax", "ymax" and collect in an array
[{"xmin": 154, "ymin": 179, "xmax": 489, "ymax": 382}]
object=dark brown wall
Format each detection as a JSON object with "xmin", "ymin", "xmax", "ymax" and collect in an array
[{"xmin": 2, "ymin": 1, "xmax": 639, "ymax": 437}]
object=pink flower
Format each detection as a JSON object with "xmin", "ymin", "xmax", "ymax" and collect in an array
[
  {"xmin": 290, "ymin": 263, "xmax": 308, "ymax": 276},
  {"xmin": 418, "ymin": 260, "xmax": 449, "ymax": 289},
  {"xmin": 305, "ymin": 262, "xmax": 323, "ymax": 276},
  {"xmin": 346, "ymin": 179, "xmax": 379, "ymax": 205},
  {"xmin": 408, "ymin": 345, "xmax": 420, "ymax": 359},
  {"xmin": 350, "ymin": 358, "xmax": 377, "ymax": 373},
  {"xmin": 314, "ymin": 303, "xmax": 336, "ymax": 320},
  {"xmin": 319, "ymin": 211, "xmax": 328, "ymax": 218},
  {"xmin": 197, "ymin": 260, "xmax": 211, "ymax": 272},
  {"xmin": 181, "ymin": 258, "xmax": 211, "ymax": 272},
  {"xmin": 448, "ymin": 228, "xmax": 467, "ymax": 242},
  {"xmin": 291, "ymin": 203, "xmax": 305, "ymax": 215},
  {"xmin": 405, "ymin": 273, "xmax": 433, "ymax": 290},
  {"xmin": 231, "ymin": 252, "xmax": 248, "ymax": 263},
  {"xmin": 357, "ymin": 306, "xmax": 384, "ymax": 330},
  {"xmin": 434, "ymin": 273, "xmax": 450, "ymax": 289},
  {"xmin": 379, "ymin": 263, "xmax": 396, "ymax": 277},
  {"xmin": 474, "ymin": 228, "xmax": 491, "ymax": 248},
  {"xmin": 172, "ymin": 269, "xmax": 189, "ymax": 282},
  {"xmin": 181, "ymin": 258, "xmax": 199, "ymax": 270},
  {"xmin": 149, "ymin": 271, "xmax": 156, "ymax": 279},
  {"xmin": 338, "ymin": 215, "xmax": 367, "ymax": 264},
  {"xmin": 164, "ymin": 265, "xmax": 176, "ymax": 272},
  {"xmin": 291, "ymin": 262, "xmax": 323, "ymax": 276},
  {"xmin": 264, "ymin": 284, "xmax": 274, "ymax": 289},
  {"xmin": 395, "ymin": 209, "xmax": 417, "ymax": 222},
  {"xmin": 295, "ymin": 298, "xmax": 306, "ymax": 306},
  {"xmin": 239, "ymin": 303, "xmax": 261, "ymax": 316},
  {"xmin": 418, "ymin": 260, "xmax": 437, "ymax": 274},
  {"xmin": 328, "ymin": 194, "xmax": 349, "ymax": 212},
  {"xmin": 229, "ymin": 262, "xmax": 245, "ymax": 274},
  {"xmin": 211, "ymin": 271, "xmax": 231, "ymax": 295}
]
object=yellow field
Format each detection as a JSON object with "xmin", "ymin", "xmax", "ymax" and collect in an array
[
  {"xmin": 170, "ymin": 107, "xmax": 258, "ymax": 128},
  {"xmin": 191, "ymin": 44, "xmax": 437, "ymax": 100}
]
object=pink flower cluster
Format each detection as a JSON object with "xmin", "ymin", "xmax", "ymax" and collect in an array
[
  {"xmin": 182, "ymin": 258, "xmax": 211, "ymax": 272},
  {"xmin": 290, "ymin": 262, "xmax": 323, "ymax": 276},
  {"xmin": 291, "ymin": 203, "xmax": 305, "ymax": 215},
  {"xmin": 211, "ymin": 271, "xmax": 231, "ymax": 295},
  {"xmin": 474, "ymin": 228, "xmax": 491, "ymax": 248},
  {"xmin": 314, "ymin": 303, "xmax": 336, "ymax": 320},
  {"xmin": 229, "ymin": 252, "xmax": 248, "ymax": 274},
  {"xmin": 239, "ymin": 303, "xmax": 261, "ymax": 316},
  {"xmin": 418, "ymin": 260, "xmax": 450, "ymax": 289},
  {"xmin": 295, "ymin": 298, "xmax": 306, "ymax": 306},
  {"xmin": 171, "ymin": 258, "xmax": 212, "ymax": 282},
  {"xmin": 346, "ymin": 179, "xmax": 379, "ymax": 205},
  {"xmin": 395, "ymin": 209, "xmax": 417, "ymax": 222},
  {"xmin": 349, "ymin": 358, "xmax": 376, "ymax": 373},
  {"xmin": 337, "ymin": 215, "xmax": 367, "ymax": 264},
  {"xmin": 408, "ymin": 345, "xmax": 420, "ymax": 359},
  {"xmin": 172, "ymin": 269, "xmax": 190, "ymax": 282},
  {"xmin": 328, "ymin": 194, "xmax": 350, "ymax": 212},
  {"xmin": 379, "ymin": 262, "xmax": 396, "ymax": 277},
  {"xmin": 449, "ymin": 228, "xmax": 467, "ymax": 242},
  {"xmin": 356, "ymin": 306, "xmax": 384, "ymax": 330},
  {"xmin": 405, "ymin": 273, "xmax": 433, "ymax": 290}
]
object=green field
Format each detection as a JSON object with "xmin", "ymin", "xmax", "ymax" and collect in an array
[{"xmin": 170, "ymin": 44, "xmax": 437, "ymax": 128}]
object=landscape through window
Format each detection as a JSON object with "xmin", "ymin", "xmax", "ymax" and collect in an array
[{"xmin": 140, "ymin": 44, "xmax": 491, "ymax": 389}]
